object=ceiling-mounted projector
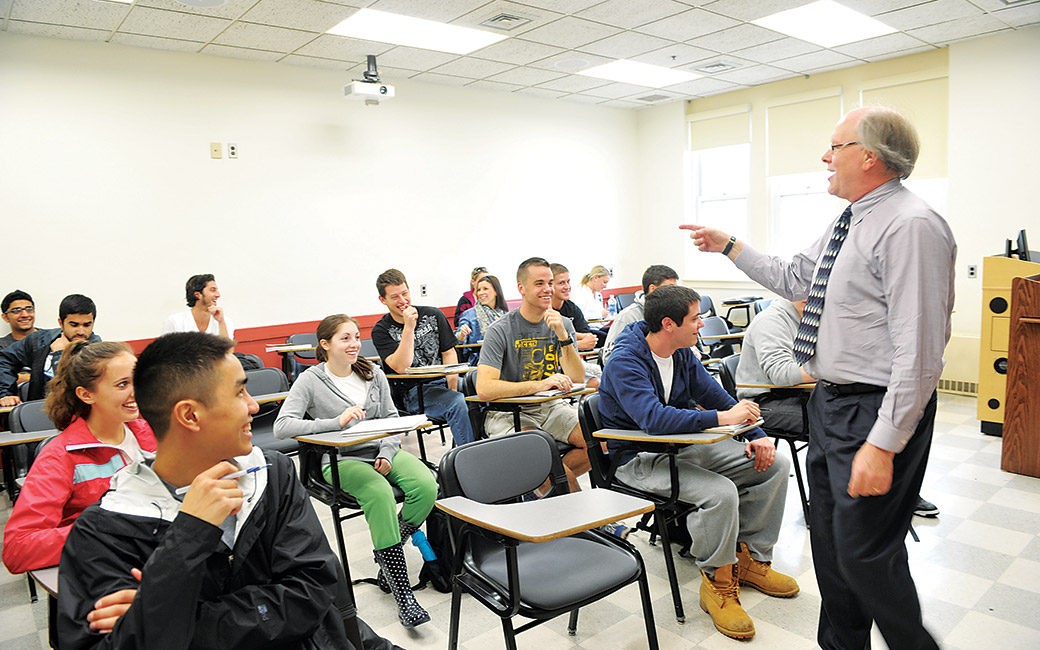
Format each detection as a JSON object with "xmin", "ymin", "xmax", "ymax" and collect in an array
[{"xmin": 345, "ymin": 55, "xmax": 394, "ymax": 106}]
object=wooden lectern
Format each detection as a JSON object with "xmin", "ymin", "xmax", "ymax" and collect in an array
[{"xmin": 1001, "ymin": 273, "xmax": 1040, "ymax": 478}]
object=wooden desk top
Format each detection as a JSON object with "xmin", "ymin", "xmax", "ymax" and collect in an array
[
  {"xmin": 0, "ymin": 429, "xmax": 57, "ymax": 448},
  {"xmin": 699, "ymin": 332, "xmax": 746, "ymax": 341},
  {"xmin": 29, "ymin": 566, "xmax": 59, "ymax": 597},
  {"xmin": 456, "ymin": 342, "xmax": 483, "ymax": 349},
  {"xmin": 253, "ymin": 391, "xmax": 289, "ymax": 405},
  {"xmin": 0, "ymin": 404, "xmax": 14, "ymax": 415},
  {"xmin": 435, "ymin": 489, "xmax": 653, "ymax": 543},
  {"xmin": 295, "ymin": 430, "xmax": 397, "ymax": 448},
  {"xmin": 385, "ymin": 367, "xmax": 470, "ymax": 381},
  {"xmin": 737, "ymin": 383, "xmax": 816, "ymax": 390},
  {"xmin": 465, "ymin": 387, "xmax": 595, "ymax": 405},
  {"xmin": 266, "ymin": 343, "xmax": 315, "ymax": 353},
  {"xmin": 578, "ymin": 348, "xmax": 601, "ymax": 358},
  {"xmin": 592, "ymin": 424, "xmax": 756, "ymax": 445}
]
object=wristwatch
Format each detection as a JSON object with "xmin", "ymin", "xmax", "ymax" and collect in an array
[{"xmin": 559, "ymin": 337, "xmax": 575, "ymax": 347}]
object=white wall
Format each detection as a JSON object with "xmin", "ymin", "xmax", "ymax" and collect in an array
[
  {"xmin": 945, "ymin": 27, "xmax": 1040, "ymax": 381},
  {"xmin": 0, "ymin": 33, "xmax": 637, "ymax": 341}
]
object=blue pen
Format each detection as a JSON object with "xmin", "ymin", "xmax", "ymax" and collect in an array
[{"xmin": 175, "ymin": 463, "xmax": 271, "ymax": 495}]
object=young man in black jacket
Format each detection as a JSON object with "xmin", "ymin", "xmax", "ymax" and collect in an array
[{"xmin": 57, "ymin": 332, "xmax": 364, "ymax": 650}]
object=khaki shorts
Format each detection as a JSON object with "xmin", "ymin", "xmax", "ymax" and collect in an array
[{"xmin": 484, "ymin": 399, "xmax": 579, "ymax": 443}]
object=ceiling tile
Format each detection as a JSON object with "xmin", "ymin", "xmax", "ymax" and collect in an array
[
  {"xmin": 280, "ymin": 54, "xmax": 356, "ymax": 71},
  {"xmin": 119, "ymin": 6, "xmax": 231, "ymax": 42},
  {"xmin": 295, "ymin": 34, "xmax": 393, "ymax": 61},
  {"xmin": 375, "ymin": 45, "xmax": 458, "ymax": 70},
  {"xmin": 733, "ymin": 37, "xmax": 820, "ymax": 64},
  {"xmin": 135, "ymin": 0, "xmax": 257, "ymax": 21},
  {"xmin": 512, "ymin": 0, "xmax": 605, "ymax": 14},
  {"xmin": 635, "ymin": 8, "xmax": 741, "ymax": 41},
  {"xmin": 876, "ymin": 0, "xmax": 984, "ymax": 31},
  {"xmin": 599, "ymin": 98, "xmax": 645, "ymax": 108},
  {"xmin": 907, "ymin": 14, "xmax": 1011, "ymax": 44},
  {"xmin": 451, "ymin": 1, "xmax": 563, "ymax": 38},
  {"xmin": 412, "ymin": 72, "xmax": 475, "ymax": 86},
  {"xmin": 630, "ymin": 43, "xmax": 716, "ymax": 67},
  {"xmin": 701, "ymin": 0, "xmax": 814, "ymax": 22},
  {"xmin": 536, "ymin": 74, "xmax": 610, "ymax": 92},
  {"xmin": 861, "ymin": 45, "xmax": 936, "ymax": 62},
  {"xmin": 10, "ymin": 0, "xmax": 128, "ymax": 31},
  {"xmin": 840, "ymin": 0, "xmax": 935, "ymax": 17},
  {"xmin": 527, "ymin": 50, "xmax": 614, "ymax": 72},
  {"xmin": 430, "ymin": 56, "xmax": 516, "ymax": 78},
  {"xmin": 713, "ymin": 63, "xmax": 795, "ymax": 85},
  {"xmin": 681, "ymin": 54, "xmax": 757, "ymax": 75},
  {"xmin": 833, "ymin": 32, "xmax": 931, "ymax": 59},
  {"xmin": 486, "ymin": 65, "xmax": 567, "ymax": 85},
  {"xmin": 520, "ymin": 16, "xmax": 623, "ymax": 50},
  {"xmin": 686, "ymin": 23, "xmax": 784, "ymax": 52},
  {"xmin": 774, "ymin": 50, "xmax": 857, "ymax": 73},
  {"xmin": 575, "ymin": 0, "xmax": 689, "ymax": 29},
  {"xmin": 367, "ymin": 0, "xmax": 489, "ymax": 22},
  {"xmin": 200, "ymin": 44, "xmax": 284, "ymax": 62},
  {"xmin": 110, "ymin": 32, "xmax": 204, "ymax": 52},
  {"xmin": 241, "ymin": 0, "xmax": 358, "ymax": 34},
  {"xmin": 346, "ymin": 62, "xmax": 420, "ymax": 79},
  {"xmin": 992, "ymin": 3, "xmax": 1040, "ymax": 28},
  {"xmin": 579, "ymin": 81, "xmax": 654, "ymax": 99},
  {"xmin": 513, "ymin": 86, "xmax": 567, "ymax": 99},
  {"xmin": 466, "ymin": 79, "xmax": 524, "ymax": 92},
  {"xmin": 6, "ymin": 20, "xmax": 109, "ymax": 42},
  {"xmin": 966, "ymin": 0, "xmax": 1013, "ymax": 9},
  {"xmin": 214, "ymin": 22, "xmax": 316, "ymax": 53},
  {"xmin": 662, "ymin": 76, "xmax": 741, "ymax": 96},
  {"xmin": 469, "ymin": 38, "xmax": 566, "ymax": 65},
  {"xmin": 578, "ymin": 30, "xmax": 673, "ymax": 59}
]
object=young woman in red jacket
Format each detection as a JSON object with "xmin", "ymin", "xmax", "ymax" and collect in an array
[{"xmin": 2, "ymin": 340, "xmax": 156, "ymax": 574}]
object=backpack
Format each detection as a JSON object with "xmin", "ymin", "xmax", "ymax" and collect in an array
[{"xmin": 413, "ymin": 507, "xmax": 453, "ymax": 593}]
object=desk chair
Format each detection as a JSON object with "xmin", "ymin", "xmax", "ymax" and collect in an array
[
  {"xmin": 17, "ymin": 380, "xmax": 30, "ymax": 403},
  {"xmin": 437, "ymin": 430, "xmax": 658, "ymax": 650},
  {"xmin": 461, "ymin": 369, "xmax": 576, "ymax": 459},
  {"xmin": 243, "ymin": 368, "xmax": 297, "ymax": 455},
  {"xmin": 578, "ymin": 393, "xmax": 692, "ymax": 624},
  {"xmin": 387, "ymin": 378, "xmax": 449, "ymax": 462},
  {"xmin": 699, "ymin": 316, "xmax": 738, "ymax": 359},
  {"xmin": 7, "ymin": 400, "xmax": 56, "ymax": 492},
  {"xmin": 717, "ymin": 354, "xmax": 740, "ymax": 399},
  {"xmin": 721, "ymin": 295, "xmax": 763, "ymax": 331},
  {"xmin": 614, "ymin": 292, "xmax": 637, "ymax": 310},
  {"xmin": 360, "ymin": 338, "xmax": 380, "ymax": 365},
  {"xmin": 699, "ymin": 294, "xmax": 717, "ymax": 319},
  {"xmin": 283, "ymin": 332, "xmax": 318, "ymax": 384}
]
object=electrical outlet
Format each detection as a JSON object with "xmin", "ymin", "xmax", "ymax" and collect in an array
[
  {"xmin": 420, "ymin": 284, "xmax": 428, "ymax": 297},
  {"xmin": 967, "ymin": 264, "xmax": 977, "ymax": 279},
  {"xmin": 210, "ymin": 142, "xmax": 222, "ymax": 159},
  {"xmin": 227, "ymin": 143, "xmax": 238, "ymax": 159}
]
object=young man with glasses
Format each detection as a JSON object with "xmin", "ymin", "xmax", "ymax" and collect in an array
[
  {"xmin": 1, "ymin": 290, "xmax": 38, "ymax": 351},
  {"xmin": 0, "ymin": 294, "xmax": 100, "ymax": 406}
]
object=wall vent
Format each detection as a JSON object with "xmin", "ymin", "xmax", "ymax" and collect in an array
[
  {"xmin": 937, "ymin": 379, "xmax": 978, "ymax": 396},
  {"xmin": 480, "ymin": 13, "xmax": 532, "ymax": 31}
]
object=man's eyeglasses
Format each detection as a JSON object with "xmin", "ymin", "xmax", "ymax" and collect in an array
[
  {"xmin": 829, "ymin": 141, "xmax": 860, "ymax": 152},
  {"xmin": 4, "ymin": 306, "xmax": 34, "ymax": 315}
]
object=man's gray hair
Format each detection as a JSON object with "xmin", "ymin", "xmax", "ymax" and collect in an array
[{"xmin": 856, "ymin": 106, "xmax": 920, "ymax": 180}]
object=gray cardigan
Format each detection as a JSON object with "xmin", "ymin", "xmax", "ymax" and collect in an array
[
  {"xmin": 273, "ymin": 363, "xmax": 401, "ymax": 462},
  {"xmin": 735, "ymin": 299, "xmax": 805, "ymax": 400}
]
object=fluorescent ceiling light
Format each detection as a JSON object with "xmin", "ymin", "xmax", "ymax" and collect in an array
[
  {"xmin": 327, "ymin": 9, "xmax": 507, "ymax": 55},
  {"xmin": 578, "ymin": 60, "xmax": 701, "ymax": 88},
  {"xmin": 752, "ymin": 0, "xmax": 897, "ymax": 48}
]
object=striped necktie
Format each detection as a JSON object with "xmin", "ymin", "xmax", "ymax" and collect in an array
[{"xmin": 793, "ymin": 205, "xmax": 853, "ymax": 364}]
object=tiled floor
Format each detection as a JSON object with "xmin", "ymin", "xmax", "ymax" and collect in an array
[{"xmin": 2, "ymin": 394, "xmax": 1039, "ymax": 649}]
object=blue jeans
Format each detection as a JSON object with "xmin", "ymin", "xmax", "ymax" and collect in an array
[{"xmin": 402, "ymin": 380, "xmax": 474, "ymax": 446}]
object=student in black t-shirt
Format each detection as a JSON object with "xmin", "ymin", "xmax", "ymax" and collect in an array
[{"xmin": 372, "ymin": 269, "xmax": 475, "ymax": 446}]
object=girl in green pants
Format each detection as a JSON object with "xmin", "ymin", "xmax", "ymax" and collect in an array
[{"xmin": 274, "ymin": 314, "xmax": 437, "ymax": 628}]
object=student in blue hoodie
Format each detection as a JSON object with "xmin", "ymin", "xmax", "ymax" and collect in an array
[{"xmin": 598, "ymin": 284, "xmax": 797, "ymax": 641}]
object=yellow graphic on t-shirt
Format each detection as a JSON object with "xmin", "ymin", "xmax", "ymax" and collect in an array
[{"xmin": 514, "ymin": 337, "xmax": 559, "ymax": 381}]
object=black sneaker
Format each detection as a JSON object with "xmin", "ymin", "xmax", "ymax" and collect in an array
[{"xmin": 914, "ymin": 497, "xmax": 939, "ymax": 518}]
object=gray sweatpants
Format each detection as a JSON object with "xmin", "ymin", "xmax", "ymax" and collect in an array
[{"xmin": 615, "ymin": 438, "xmax": 789, "ymax": 574}]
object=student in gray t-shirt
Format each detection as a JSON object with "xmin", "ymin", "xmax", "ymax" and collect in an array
[{"xmin": 476, "ymin": 257, "xmax": 589, "ymax": 493}]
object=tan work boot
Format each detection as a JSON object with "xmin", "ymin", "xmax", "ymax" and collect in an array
[
  {"xmin": 699, "ymin": 564, "xmax": 755, "ymax": 639},
  {"xmin": 735, "ymin": 542, "xmax": 800, "ymax": 597}
]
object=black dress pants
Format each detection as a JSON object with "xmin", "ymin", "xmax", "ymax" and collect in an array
[{"xmin": 807, "ymin": 386, "xmax": 939, "ymax": 650}]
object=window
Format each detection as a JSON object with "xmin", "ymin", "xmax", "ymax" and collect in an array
[{"xmin": 684, "ymin": 143, "xmax": 751, "ymax": 281}]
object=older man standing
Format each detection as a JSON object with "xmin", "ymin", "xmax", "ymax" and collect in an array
[{"xmin": 684, "ymin": 106, "xmax": 954, "ymax": 650}]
